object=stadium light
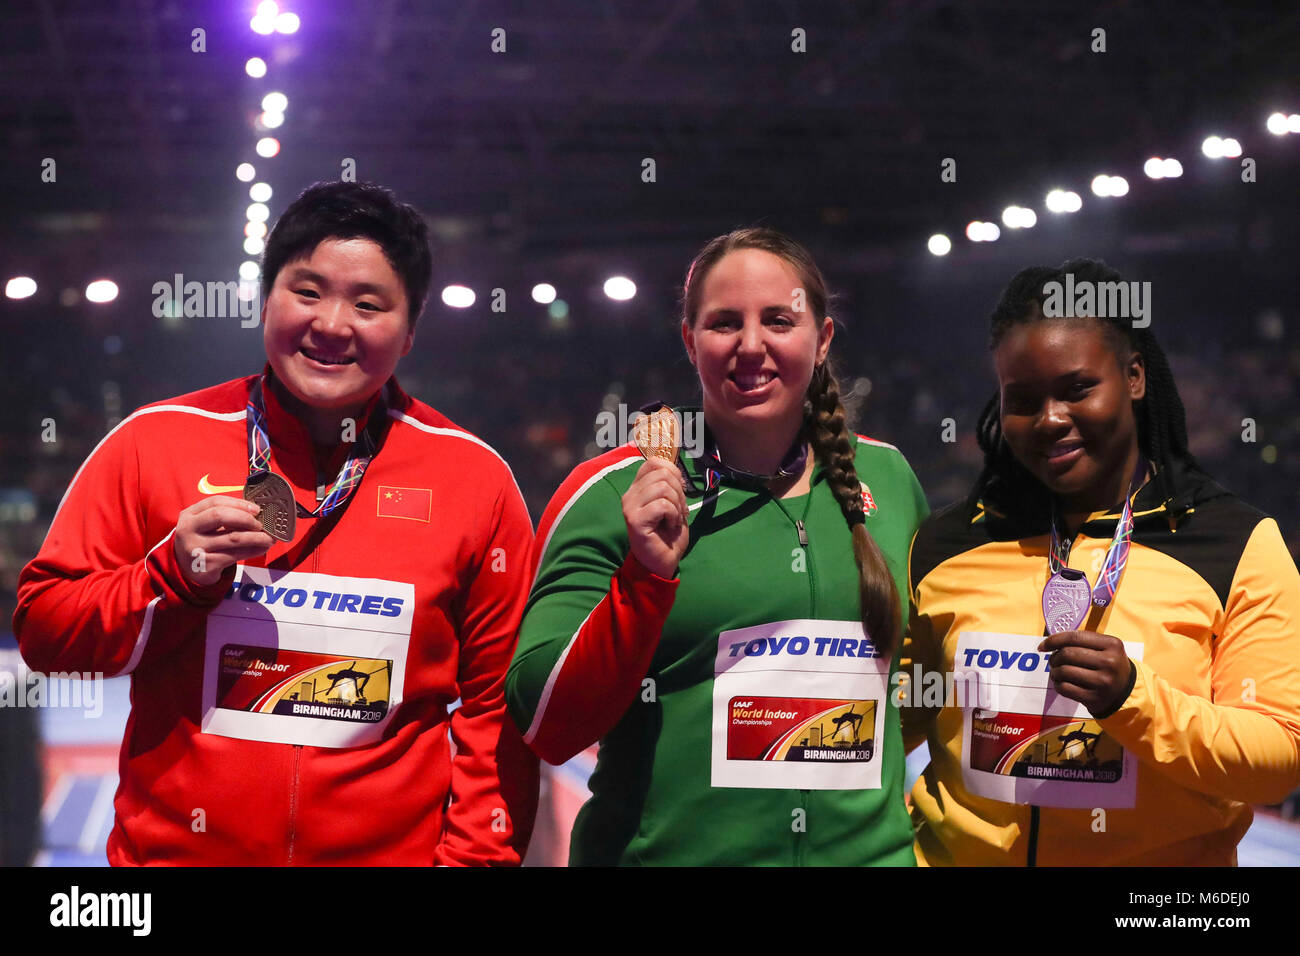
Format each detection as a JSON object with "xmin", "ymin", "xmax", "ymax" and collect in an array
[
  {"xmin": 603, "ymin": 276, "xmax": 636, "ymax": 300},
  {"xmin": 85, "ymin": 279, "xmax": 119, "ymax": 303},
  {"xmin": 442, "ymin": 285, "xmax": 476, "ymax": 308},
  {"xmin": 5, "ymin": 276, "xmax": 37, "ymax": 299}
]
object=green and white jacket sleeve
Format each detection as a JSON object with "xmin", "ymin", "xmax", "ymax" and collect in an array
[{"xmin": 507, "ymin": 448, "xmax": 678, "ymax": 764}]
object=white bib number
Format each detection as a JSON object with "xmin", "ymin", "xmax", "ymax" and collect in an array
[
  {"xmin": 201, "ymin": 566, "xmax": 414, "ymax": 749},
  {"xmin": 955, "ymin": 631, "xmax": 1143, "ymax": 808},
  {"xmin": 711, "ymin": 619, "xmax": 889, "ymax": 790}
]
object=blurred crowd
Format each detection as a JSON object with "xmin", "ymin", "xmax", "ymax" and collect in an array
[{"xmin": 2, "ymin": 303, "xmax": 1299, "ymax": 631}]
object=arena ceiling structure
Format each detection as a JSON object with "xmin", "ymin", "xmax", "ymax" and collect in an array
[{"xmin": 2, "ymin": 0, "xmax": 1297, "ymax": 294}]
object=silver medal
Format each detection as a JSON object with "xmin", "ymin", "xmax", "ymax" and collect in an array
[{"xmin": 1042, "ymin": 568, "xmax": 1092, "ymax": 634}]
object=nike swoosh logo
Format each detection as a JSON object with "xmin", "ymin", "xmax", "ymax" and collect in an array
[{"xmin": 198, "ymin": 474, "xmax": 246, "ymax": 494}]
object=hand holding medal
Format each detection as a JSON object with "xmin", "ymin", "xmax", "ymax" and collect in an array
[
  {"xmin": 623, "ymin": 405, "xmax": 689, "ymax": 579},
  {"xmin": 1039, "ymin": 629, "xmax": 1135, "ymax": 718},
  {"xmin": 1038, "ymin": 461, "xmax": 1145, "ymax": 716},
  {"xmin": 173, "ymin": 496, "xmax": 274, "ymax": 588}
]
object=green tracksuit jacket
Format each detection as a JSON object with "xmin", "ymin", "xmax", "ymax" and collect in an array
[{"xmin": 507, "ymin": 420, "xmax": 928, "ymax": 865}]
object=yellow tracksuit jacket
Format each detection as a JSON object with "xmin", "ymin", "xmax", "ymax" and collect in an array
[{"xmin": 902, "ymin": 461, "xmax": 1300, "ymax": 865}]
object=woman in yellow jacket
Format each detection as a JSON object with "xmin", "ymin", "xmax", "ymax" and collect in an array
[{"xmin": 903, "ymin": 258, "xmax": 1300, "ymax": 865}]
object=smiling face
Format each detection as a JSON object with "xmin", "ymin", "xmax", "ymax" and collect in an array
[
  {"xmin": 994, "ymin": 318, "xmax": 1145, "ymax": 513},
  {"xmin": 681, "ymin": 248, "xmax": 832, "ymax": 460},
  {"xmin": 262, "ymin": 237, "xmax": 413, "ymax": 433}
]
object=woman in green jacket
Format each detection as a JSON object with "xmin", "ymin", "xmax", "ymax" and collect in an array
[{"xmin": 507, "ymin": 228, "xmax": 927, "ymax": 865}]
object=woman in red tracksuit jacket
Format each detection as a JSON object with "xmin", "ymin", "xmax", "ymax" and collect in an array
[{"xmin": 13, "ymin": 181, "xmax": 538, "ymax": 865}]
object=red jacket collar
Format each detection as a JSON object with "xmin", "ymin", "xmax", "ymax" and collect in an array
[{"xmin": 254, "ymin": 364, "xmax": 407, "ymax": 477}]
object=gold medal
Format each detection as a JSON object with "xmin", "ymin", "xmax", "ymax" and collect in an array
[
  {"xmin": 634, "ymin": 405, "xmax": 681, "ymax": 463},
  {"xmin": 244, "ymin": 472, "xmax": 297, "ymax": 542}
]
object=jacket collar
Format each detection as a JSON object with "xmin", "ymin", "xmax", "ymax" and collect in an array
[
  {"xmin": 976, "ymin": 456, "xmax": 1226, "ymax": 539},
  {"xmin": 675, "ymin": 405, "xmax": 822, "ymax": 492},
  {"xmin": 254, "ymin": 364, "xmax": 406, "ymax": 477},
  {"xmin": 1076, "ymin": 456, "xmax": 1227, "ymax": 536}
]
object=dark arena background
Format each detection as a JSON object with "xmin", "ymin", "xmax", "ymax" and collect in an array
[{"xmin": 2, "ymin": 0, "xmax": 1298, "ymax": 883}]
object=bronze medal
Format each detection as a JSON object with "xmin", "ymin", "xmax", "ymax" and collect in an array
[
  {"xmin": 634, "ymin": 405, "xmax": 681, "ymax": 463},
  {"xmin": 244, "ymin": 472, "xmax": 297, "ymax": 542}
]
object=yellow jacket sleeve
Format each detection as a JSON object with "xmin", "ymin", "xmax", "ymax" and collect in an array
[
  {"xmin": 900, "ymin": 531, "xmax": 943, "ymax": 754},
  {"xmin": 1099, "ymin": 518, "xmax": 1300, "ymax": 805}
]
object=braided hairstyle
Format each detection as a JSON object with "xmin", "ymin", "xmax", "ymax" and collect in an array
[
  {"xmin": 972, "ymin": 257, "xmax": 1205, "ymax": 519},
  {"xmin": 682, "ymin": 228, "xmax": 901, "ymax": 653}
]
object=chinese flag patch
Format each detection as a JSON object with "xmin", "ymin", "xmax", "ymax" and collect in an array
[{"xmin": 377, "ymin": 486, "xmax": 432, "ymax": 522}]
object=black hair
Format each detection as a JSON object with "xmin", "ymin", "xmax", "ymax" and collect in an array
[
  {"xmin": 972, "ymin": 257, "xmax": 1206, "ymax": 518},
  {"xmin": 260, "ymin": 181, "xmax": 432, "ymax": 327}
]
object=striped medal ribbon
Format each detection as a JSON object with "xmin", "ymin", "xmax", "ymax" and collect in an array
[
  {"xmin": 244, "ymin": 375, "xmax": 388, "ymax": 539},
  {"xmin": 1042, "ymin": 460, "xmax": 1146, "ymax": 633}
]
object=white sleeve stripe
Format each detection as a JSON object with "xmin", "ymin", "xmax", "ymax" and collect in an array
[
  {"xmin": 856, "ymin": 435, "xmax": 899, "ymax": 452},
  {"xmin": 388, "ymin": 411, "xmax": 531, "ymax": 525},
  {"xmin": 523, "ymin": 602, "xmax": 597, "ymax": 746},
  {"xmin": 115, "ymin": 530, "xmax": 177, "ymax": 677},
  {"xmin": 50, "ymin": 404, "xmax": 246, "ymax": 527},
  {"xmin": 530, "ymin": 455, "xmax": 642, "ymax": 592}
]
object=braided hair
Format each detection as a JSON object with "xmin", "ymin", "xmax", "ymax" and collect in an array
[
  {"xmin": 972, "ymin": 257, "xmax": 1206, "ymax": 519},
  {"xmin": 683, "ymin": 228, "xmax": 901, "ymax": 653}
]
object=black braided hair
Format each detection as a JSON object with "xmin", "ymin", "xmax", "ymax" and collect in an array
[{"xmin": 972, "ymin": 258, "xmax": 1206, "ymax": 519}]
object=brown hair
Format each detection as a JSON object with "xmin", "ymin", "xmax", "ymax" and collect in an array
[{"xmin": 682, "ymin": 228, "xmax": 901, "ymax": 654}]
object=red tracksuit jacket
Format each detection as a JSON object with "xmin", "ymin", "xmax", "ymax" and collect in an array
[{"xmin": 13, "ymin": 370, "xmax": 538, "ymax": 865}]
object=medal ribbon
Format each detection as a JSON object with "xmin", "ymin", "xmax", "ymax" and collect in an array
[
  {"xmin": 246, "ymin": 375, "xmax": 388, "ymax": 519},
  {"xmin": 1047, "ymin": 460, "xmax": 1146, "ymax": 610},
  {"xmin": 637, "ymin": 402, "xmax": 809, "ymax": 496},
  {"xmin": 684, "ymin": 434, "xmax": 808, "ymax": 496}
]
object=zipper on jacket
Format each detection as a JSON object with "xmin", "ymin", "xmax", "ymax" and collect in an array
[
  {"xmin": 287, "ymin": 745, "xmax": 301, "ymax": 864},
  {"xmin": 1027, "ymin": 805, "xmax": 1039, "ymax": 867},
  {"xmin": 771, "ymin": 495, "xmax": 817, "ymax": 617},
  {"xmin": 795, "ymin": 790, "xmax": 808, "ymax": 866},
  {"xmin": 286, "ymin": 537, "xmax": 321, "ymax": 864}
]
